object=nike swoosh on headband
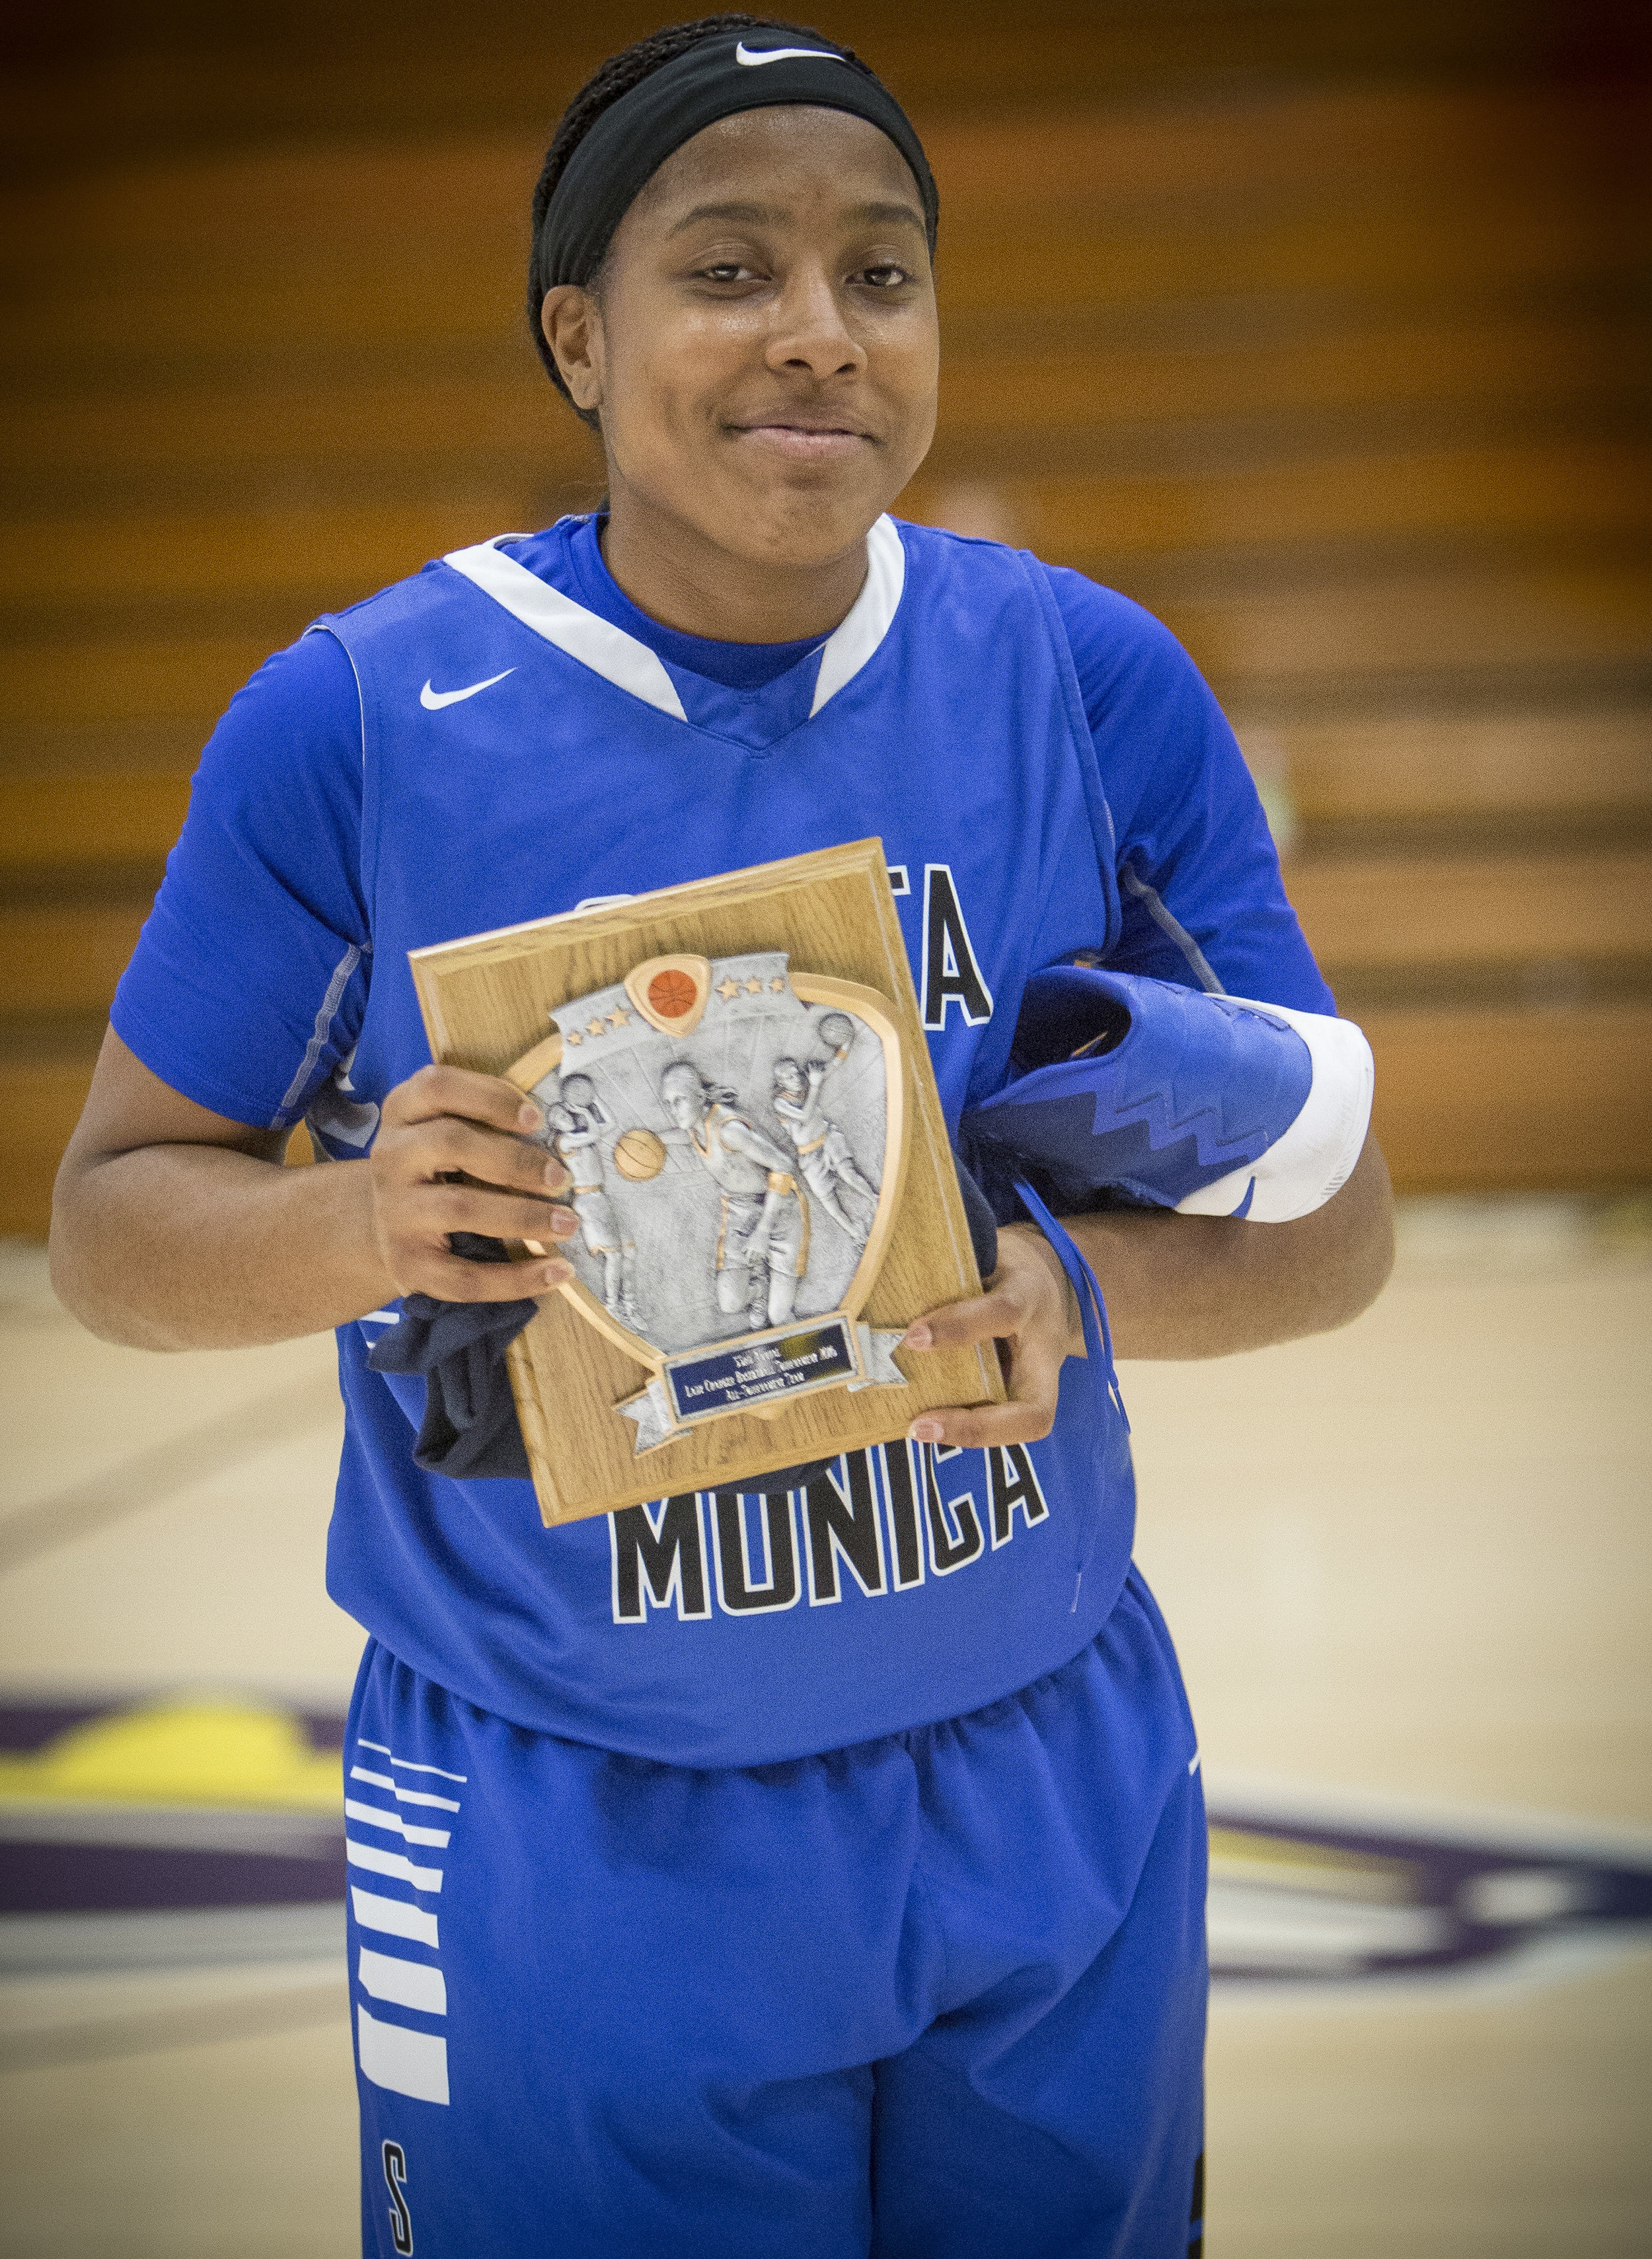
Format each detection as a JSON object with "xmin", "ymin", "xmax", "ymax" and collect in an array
[
  {"xmin": 733, "ymin": 41, "xmax": 846, "ymax": 65},
  {"xmin": 419, "ymin": 669, "xmax": 515, "ymax": 710}
]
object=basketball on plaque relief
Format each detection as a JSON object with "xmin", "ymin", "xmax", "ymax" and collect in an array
[
  {"xmin": 613, "ymin": 1127, "xmax": 669, "ymax": 1182},
  {"xmin": 648, "ymin": 969, "xmax": 698, "ymax": 1020},
  {"xmin": 817, "ymin": 1011, "xmax": 854, "ymax": 1051},
  {"xmin": 622, "ymin": 953, "xmax": 712, "ymax": 1035}
]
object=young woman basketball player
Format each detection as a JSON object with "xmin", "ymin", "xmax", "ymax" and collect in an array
[{"xmin": 52, "ymin": 19, "xmax": 1393, "ymax": 2254}]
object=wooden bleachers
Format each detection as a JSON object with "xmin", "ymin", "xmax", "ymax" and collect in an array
[{"xmin": 1, "ymin": 9, "xmax": 1648, "ymax": 1233}]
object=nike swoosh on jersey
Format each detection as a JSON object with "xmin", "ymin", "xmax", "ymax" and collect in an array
[
  {"xmin": 419, "ymin": 669, "xmax": 515, "ymax": 710},
  {"xmin": 733, "ymin": 41, "xmax": 845, "ymax": 65}
]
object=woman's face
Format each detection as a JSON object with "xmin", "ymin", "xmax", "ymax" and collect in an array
[{"xmin": 546, "ymin": 106, "xmax": 939, "ymax": 572}]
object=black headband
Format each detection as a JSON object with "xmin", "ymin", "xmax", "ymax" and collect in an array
[{"xmin": 535, "ymin": 29, "xmax": 938, "ymax": 293}]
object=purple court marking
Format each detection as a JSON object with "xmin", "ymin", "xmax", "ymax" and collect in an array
[
  {"xmin": 1204, "ymin": 1779, "xmax": 1652, "ymax": 1989},
  {"xmin": 2, "ymin": 1839, "xmax": 347, "ymax": 1920},
  {"xmin": 1, "ymin": 1700, "xmax": 347, "ymax": 1941}
]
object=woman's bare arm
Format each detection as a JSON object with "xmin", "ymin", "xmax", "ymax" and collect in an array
[
  {"xmin": 1065, "ymin": 1130, "xmax": 1395, "ymax": 1360},
  {"xmin": 902, "ymin": 1134, "xmax": 1394, "ymax": 1446},
  {"xmin": 49, "ymin": 1028, "xmax": 578, "ymax": 1351}
]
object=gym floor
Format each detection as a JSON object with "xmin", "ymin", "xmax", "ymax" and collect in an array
[{"xmin": 1, "ymin": 1200, "xmax": 1648, "ymax": 2258}]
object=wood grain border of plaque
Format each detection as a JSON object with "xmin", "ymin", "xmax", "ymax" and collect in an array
[{"xmin": 408, "ymin": 838, "xmax": 1005, "ymax": 1526}]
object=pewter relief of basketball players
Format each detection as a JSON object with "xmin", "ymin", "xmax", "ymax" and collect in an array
[
  {"xmin": 656, "ymin": 1058, "xmax": 807, "ymax": 1329},
  {"xmin": 770, "ymin": 1010, "xmax": 878, "ymax": 1245},
  {"xmin": 545, "ymin": 1072, "xmax": 643, "ymax": 1331}
]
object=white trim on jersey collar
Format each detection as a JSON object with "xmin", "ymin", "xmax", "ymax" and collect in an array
[
  {"xmin": 440, "ymin": 538, "xmax": 688, "ymax": 720},
  {"xmin": 809, "ymin": 513, "xmax": 905, "ymax": 718},
  {"xmin": 440, "ymin": 515, "xmax": 906, "ymax": 724}
]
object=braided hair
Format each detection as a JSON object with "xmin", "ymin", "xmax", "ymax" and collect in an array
[{"xmin": 527, "ymin": 15, "xmax": 890, "ymax": 426}]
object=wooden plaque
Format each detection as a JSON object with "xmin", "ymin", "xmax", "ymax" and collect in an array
[{"xmin": 408, "ymin": 839, "xmax": 1004, "ymax": 1526}]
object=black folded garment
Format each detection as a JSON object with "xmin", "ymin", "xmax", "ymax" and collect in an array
[
  {"xmin": 368, "ymin": 1168, "xmax": 1004, "ymax": 1490},
  {"xmin": 367, "ymin": 1234, "xmax": 537, "ymax": 1480}
]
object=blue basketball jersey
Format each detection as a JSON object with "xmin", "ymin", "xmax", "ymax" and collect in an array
[{"xmin": 114, "ymin": 515, "xmax": 1331, "ymax": 1767}]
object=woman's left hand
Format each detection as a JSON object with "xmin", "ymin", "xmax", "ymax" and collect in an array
[{"xmin": 898, "ymin": 1224, "xmax": 1082, "ymax": 1450}]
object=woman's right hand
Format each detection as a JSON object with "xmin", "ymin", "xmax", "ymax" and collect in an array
[{"xmin": 368, "ymin": 1064, "xmax": 579, "ymax": 1302}]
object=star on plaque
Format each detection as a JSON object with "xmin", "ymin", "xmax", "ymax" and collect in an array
[
  {"xmin": 585, "ymin": 1018, "xmax": 607, "ymax": 1038},
  {"xmin": 769, "ymin": 976, "xmax": 786, "ymax": 992},
  {"xmin": 745, "ymin": 977, "xmax": 763, "ymax": 994},
  {"xmin": 717, "ymin": 977, "xmax": 741, "ymax": 1000},
  {"xmin": 564, "ymin": 1028, "xmax": 583, "ymax": 1046},
  {"xmin": 606, "ymin": 1006, "xmax": 630, "ymax": 1028}
]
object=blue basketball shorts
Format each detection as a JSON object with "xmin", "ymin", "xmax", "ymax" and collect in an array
[{"xmin": 346, "ymin": 1565, "xmax": 1208, "ymax": 2258}]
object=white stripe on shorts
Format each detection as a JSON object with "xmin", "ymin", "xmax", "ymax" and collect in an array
[
  {"xmin": 357, "ymin": 2004, "xmax": 449, "ymax": 2105},
  {"xmin": 358, "ymin": 1946, "xmax": 447, "ymax": 2017},
  {"xmin": 347, "ymin": 1839, "xmax": 443, "ymax": 1893},
  {"xmin": 350, "ymin": 1886, "xmax": 439, "ymax": 1948}
]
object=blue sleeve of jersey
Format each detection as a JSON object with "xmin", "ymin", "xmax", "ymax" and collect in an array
[
  {"xmin": 1044, "ymin": 566, "xmax": 1334, "ymax": 1014},
  {"xmin": 111, "ymin": 628, "xmax": 372, "ymax": 1129}
]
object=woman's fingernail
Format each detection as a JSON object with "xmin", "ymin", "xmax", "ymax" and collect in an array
[
  {"xmin": 517, "ymin": 1101, "xmax": 543, "ymax": 1133},
  {"xmin": 910, "ymin": 1417, "xmax": 944, "ymax": 1444},
  {"xmin": 539, "ymin": 1261, "xmax": 572, "ymax": 1289},
  {"xmin": 543, "ymin": 1160, "xmax": 564, "ymax": 1188},
  {"xmin": 550, "ymin": 1208, "xmax": 579, "ymax": 1237},
  {"xmin": 903, "ymin": 1322, "xmax": 932, "ymax": 1351}
]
